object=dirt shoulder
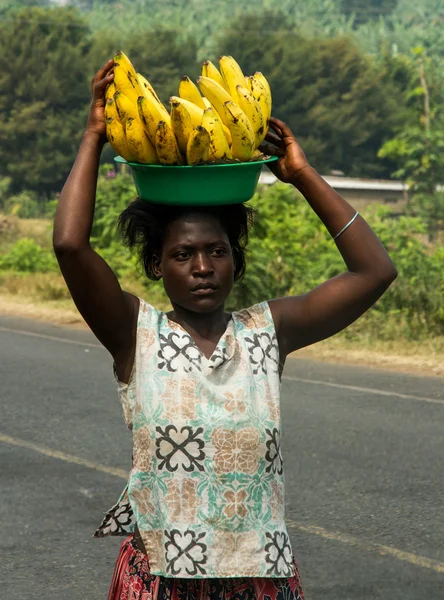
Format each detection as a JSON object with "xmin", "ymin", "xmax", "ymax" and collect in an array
[{"xmin": 1, "ymin": 294, "xmax": 443, "ymax": 378}]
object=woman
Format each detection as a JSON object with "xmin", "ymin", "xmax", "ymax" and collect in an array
[{"xmin": 53, "ymin": 60, "xmax": 397, "ymax": 600}]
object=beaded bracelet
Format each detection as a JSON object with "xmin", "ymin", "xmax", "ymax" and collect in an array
[{"xmin": 333, "ymin": 211, "xmax": 359, "ymax": 241}]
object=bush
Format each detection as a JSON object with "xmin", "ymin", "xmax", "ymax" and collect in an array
[{"xmin": 0, "ymin": 238, "xmax": 57, "ymax": 273}]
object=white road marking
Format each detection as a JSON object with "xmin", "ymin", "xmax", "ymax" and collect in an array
[
  {"xmin": 0, "ymin": 325, "xmax": 101, "ymax": 348},
  {"xmin": 0, "ymin": 433, "xmax": 128, "ymax": 479},
  {"xmin": 283, "ymin": 376, "xmax": 444, "ymax": 405},
  {"xmin": 286, "ymin": 520, "xmax": 444, "ymax": 575}
]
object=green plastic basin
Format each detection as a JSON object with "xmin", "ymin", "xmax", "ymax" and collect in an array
[{"xmin": 114, "ymin": 155, "xmax": 278, "ymax": 205}]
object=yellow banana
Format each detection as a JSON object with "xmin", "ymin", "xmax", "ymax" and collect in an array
[
  {"xmin": 197, "ymin": 76, "xmax": 233, "ymax": 128},
  {"xmin": 201, "ymin": 95, "xmax": 231, "ymax": 144},
  {"xmin": 179, "ymin": 76, "xmax": 206, "ymax": 110},
  {"xmin": 114, "ymin": 91, "xmax": 139, "ymax": 124},
  {"xmin": 219, "ymin": 55, "xmax": 246, "ymax": 104},
  {"xmin": 247, "ymin": 76, "xmax": 271, "ymax": 129},
  {"xmin": 223, "ymin": 101, "xmax": 255, "ymax": 161},
  {"xmin": 105, "ymin": 81, "xmax": 116, "ymax": 103},
  {"xmin": 202, "ymin": 60, "xmax": 229, "ymax": 92},
  {"xmin": 202, "ymin": 107, "xmax": 232, "ymax": 161},
  {"xmin": 106, "ymin": 117, "xmax": 135, "ymax": 162},
  {"xmin": 186, "ymin": 126, "xmax": 211, "ymax": 165},
  {"xmin": 137, "ymin": 95, "xmax": 171, "ymax": 146},
  {"xmin": 155, "ymin": 120, "xmax": 183, "ymax": 165},
  {"xmin": 136, "ymin": 72, "xmax": 161, "ymax": 104},
  {"xmin": 254, "ymin": 72, "xmax": 272, "ymax": 118},
  {"xmin": 169, "ymin": 96, "xmax": 204, "ymax": 129},
  {"xmin": 170, "ymin": 98, "xmax": 194, "ymax": 154},
  {"xmin": 113, "ymin": 50, "xmax": 143, "ymax": 104},
  {"xmin": 236, "ymin": 85, "xmax": 265, "ymax": 147},
  {"xmin": 105, "ymin": 97, "xmax": 120, "ymax": 122},
  {"xmin": 125, "ymin": 117, "xmax": 159, "ymax": 164}
]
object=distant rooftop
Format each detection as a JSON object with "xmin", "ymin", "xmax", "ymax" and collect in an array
[{"xmin": 259, "ymin": 170, "xmax": 408, "ymax": 192}]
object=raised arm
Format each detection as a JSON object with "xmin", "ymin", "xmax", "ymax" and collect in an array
[
  {"xmin": 262, "ymin": 117, "xmax": 397, "ymax": 357},
  {"xmin": 53, "ymin": 60, "xmax": 138, "ymax": 368}
]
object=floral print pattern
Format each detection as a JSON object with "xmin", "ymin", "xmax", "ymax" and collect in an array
[
  {"xmin": 213, "ymin": 427, "xmax": 261, "ymax": 475},
  {"xmin": 98, "ymin": 301, "xmax": 294, "ymax": 579}
]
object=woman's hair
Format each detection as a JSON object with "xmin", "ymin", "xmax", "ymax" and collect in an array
[{"xmin": 118, "ymin": 199, "xmax": 255, "ymax": 281}]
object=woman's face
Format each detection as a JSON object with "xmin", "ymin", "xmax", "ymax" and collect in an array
[{"xmin": 156, "ymin": 213, "xmax": 235, "ymax": 314}]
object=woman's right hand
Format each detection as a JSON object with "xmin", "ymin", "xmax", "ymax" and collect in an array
[{"xmin": 85, "ymin": 59, "xmax": 114, "ymax": 141}]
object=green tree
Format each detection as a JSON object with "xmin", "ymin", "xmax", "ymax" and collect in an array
[
  {"xmin": 0, "ymin": 6, "xmax": 92, "ymax": 195},
  {"xmin": 378, "ymin": 48, "xmax": 444, "ymax": 235},
  {"xmin": 340, "ymin": 0, "xmax": 398, "ymax": 26}
]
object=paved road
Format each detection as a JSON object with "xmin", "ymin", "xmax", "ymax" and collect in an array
[{"xmin": 1, "ymin": 315, "xmax": 443, "ymax": 599}]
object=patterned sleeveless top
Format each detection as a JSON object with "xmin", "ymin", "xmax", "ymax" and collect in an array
[{"xmin": 95, "ymin": 299, "xmax": 295, "ymax": 579}]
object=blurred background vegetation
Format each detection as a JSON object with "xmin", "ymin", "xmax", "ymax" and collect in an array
[{"xmin": 0, "ymin": 0, "xmax": 443, "ymax": 348}]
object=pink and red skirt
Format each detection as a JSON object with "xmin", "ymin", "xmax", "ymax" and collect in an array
[{"xmin": 107, "ymin": 535, "xmax": 305, "ymax": 600}]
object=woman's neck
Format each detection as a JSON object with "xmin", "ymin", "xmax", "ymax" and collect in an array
[{"xmin": 168, "ymin": 303, "xmax": 230, "ymax": 340}]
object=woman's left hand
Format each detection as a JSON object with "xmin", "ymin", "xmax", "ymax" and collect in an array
[{"xmin": 260, "ymin": 117, "xmax": 310, "ymax": 184}]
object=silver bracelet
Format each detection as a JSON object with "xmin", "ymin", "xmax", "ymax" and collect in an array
[{"xmin": 333, "ymin": 211, "xmax": 359, "ymax": 241}]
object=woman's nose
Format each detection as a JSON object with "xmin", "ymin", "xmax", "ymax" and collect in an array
[{"xmin": 192, "ymin": 253, "xmax": 214, "ymax": 276}]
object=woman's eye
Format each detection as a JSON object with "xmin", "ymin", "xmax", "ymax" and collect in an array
[
  {"xmin": 211, "ymin": 247, "xmax": 226, "ymax": 257},
  {"xmin": 175, "ymin": 252, "xmax": 190, "ymax": 261}
]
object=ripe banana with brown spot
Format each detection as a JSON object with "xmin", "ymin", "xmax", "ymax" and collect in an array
[
  {"xmin": 169, "ymin": 96, "xmax": 204, "ymax": 128},
  {"xmin": 155, "ymin": 120, "xmax": 183, "ymax": 165},
  {"xmin": 105, "ymin": 81, "xmax": 116, "ymax": 103},
  {"xmin": 136, "ymin": 72, "xmax": 161, "ymax": 104},
  {"xmin": 236, "ymin": 85, "xmax": 265, "ymax": 147},
  {"xmin": 202, "ymin": 107, "xmax": 232, "ymax": 161},
  {"xmin": 179, "ymin": 76, "xmax": 206, "ymax": 110},
  {"xmin": 138, "ymin": 95, "xmax": 171, "ymax": 146},
  {"xmin": 197, "ymin": 76, "xmax": 234, "ymax": 128},
  {"xmin": 247, "ymin": 76, "xmax": 271, "ymax": 129},
  {"xmin": 125, "ymin": 117, "xmax": 159, "ymax": 164},
  {"xmin": 105, "ymin": 97, "xmax": 120, "ymax": 122},
  {"xmin": 223, "ymin": 100, "xmax": 255, "ymax": 161},
  {"xmin": 113, "ymin": 91, "xmax": 139, "ymax": 124},
  {"xmin": 113, "ymin": 50, "xmax": 143, "ymax": 104},
  {"xmin": 254, "ymin": 72, "xmax": 272, "ymax": 118},
  {"xmin": 219, "ymin": 55, "xmax": 246, "ymax": 104},
  {"xmin": 106, "ymin": 117, "xmax": 135, "ymax": 162},
  {"xmin": 170, "ymin": 98, "xmax": 194, "ymax": 154},
  {"xmin": 186, "ymin": 126, "xmax": 211, "ymax": 165},
  {"xmin": 202, "ymin": 60, "xmax": 229, "ymax": 92}
]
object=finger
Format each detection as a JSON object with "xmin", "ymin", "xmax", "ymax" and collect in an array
[
  {"xmin": 92, "ymin": 71, "xmax": 114, "ymax": 101},
  {"xmin": 258, "ymin": 142, "xmax": 285, "ymax": 157},
  {"xmin": 265, "ymin": 130, "xmax": 282, "ymax": 146},
  {"xmin": 269, "ymin": 116, "xmax": 294, "ymax": 139},
  {"xmin": 91, "ymin": 59, "xmax": 114, "ymax": 89}
]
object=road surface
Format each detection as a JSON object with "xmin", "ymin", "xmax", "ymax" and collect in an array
[{"xmin": 1, "ymin": 315, "xmax": 443, "ymax": 599}]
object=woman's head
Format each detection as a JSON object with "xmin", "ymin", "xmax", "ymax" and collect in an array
[{"xmin": 118, "ymin": 199, "xmax": 254, "ymax": 313}]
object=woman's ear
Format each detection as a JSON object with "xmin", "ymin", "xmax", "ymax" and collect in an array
[{"xmin": 152, "ymin": 254, "xmax": 162, "ymax": 280}]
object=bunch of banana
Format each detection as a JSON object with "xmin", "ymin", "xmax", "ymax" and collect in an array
[
  {"xmin": 105, "ymin": 51, "xmax": 272, "ymax": 166},
  {"xmin": 105, "ymin": 50, "xmax": 166, "ymax": 165}
]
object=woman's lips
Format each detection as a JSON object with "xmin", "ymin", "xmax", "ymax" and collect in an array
[{"xmin": 191, "ymin": 287, "xmax": 217, "ymax": 296}]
